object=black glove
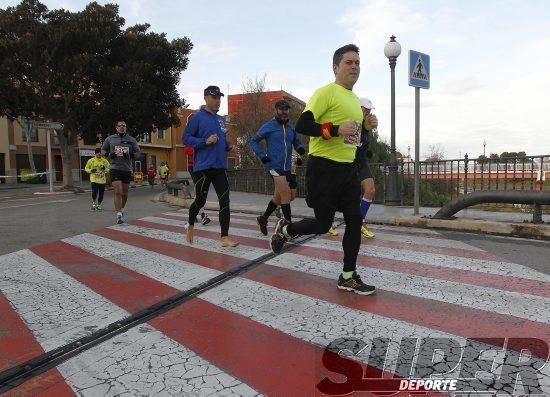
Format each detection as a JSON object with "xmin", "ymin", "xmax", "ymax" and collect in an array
[
  {"xmin": 297, "ymin": 147, "xmax": 305, "ymax": 156},
  {"xmin": 91, "ymin": 168, "xmax": 97, "ymax": 173},
  {"xmin": 261, "ymin": 156, "xmax": 271, "ymax": 164},
  {"xmin": 366, "ymin": 150, "xmax": 373, "ymax": 159},
  {"xmin": 99, "ymin": 165, "xmax": 106, "ymax": 171},
  {"xmin": 109, "ymin": 152, "xmax": 117, "ymax": 159},
  {"xmin": 296, "ymin": 157, "xmax": 303, "ymax": 166}
]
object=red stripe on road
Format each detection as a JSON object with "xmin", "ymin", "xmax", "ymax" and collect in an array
[
  {"xmin": 293, "ymin": 245, "xmax": 550, "ymax": 299},
  {"xmin": 95, "ymin": 227, "xmax": 248, "ymax": 272},
  {"xmin": 242, "ymin": 264, "xmax": 550, "ymax": 358},
  {"xmin": 323, "ymin": 233, "xmax": 506, "ymax": 262},
  {"xmin": 149, "ymin": 298, "xmax": 410, "ymax": 397},
  {"xmin": 0, "ymin": 291, "xmax": 73, "ymax": 396},
  {"xmin": 31, "ymin": 242, "xmax": 178, "ymax": 314}
]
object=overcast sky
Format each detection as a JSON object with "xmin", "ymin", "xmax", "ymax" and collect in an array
[{"xmin": 2, "ymin": 0, "xmax": 549, "ymax": 159}]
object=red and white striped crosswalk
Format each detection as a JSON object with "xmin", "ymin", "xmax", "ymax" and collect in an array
[{"xmin": 0, "ymin": 209, "xmax": 549, "ymax": 396}]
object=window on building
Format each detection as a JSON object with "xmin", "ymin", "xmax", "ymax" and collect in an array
[
  {"xmin": 157, "ymin": 129, "xmax": 165, "ymax": 140},
  {"xmin": 22, "ymin": 126, "xmax": 38, "ymax": 142},
  {"xmin": 141, "ymin": 133, "xmax": 151, "ymax": 143}
]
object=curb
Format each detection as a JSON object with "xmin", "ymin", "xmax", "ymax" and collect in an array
[{"xmin": 159, "ymin": 194, "xmax": 550, "ymax": 241}]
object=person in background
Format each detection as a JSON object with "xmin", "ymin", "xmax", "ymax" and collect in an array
[
  {"xmin": 84, "ymin": 147, "xmax": 110, "ymax": 210},
  {"xmin": 101, "ymin": 120, "xmax": 141, "ymax": 224},
  {"xmin": 147, "ymin": 164, "xmax": 157, "ymax": 187}
]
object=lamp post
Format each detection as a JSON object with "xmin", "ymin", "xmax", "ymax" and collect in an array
[
  {"xmin": 384, "ymin": 35, "xmax": 402, "ymax": 206},
  {"xmin": 483, "ymin": 141, "xmax": 486, "ymax": 157}
]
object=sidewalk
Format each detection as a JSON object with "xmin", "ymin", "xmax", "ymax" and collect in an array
[{"xmin": 162, "ymin": 190, "xmax": 550, "ymax": 240}]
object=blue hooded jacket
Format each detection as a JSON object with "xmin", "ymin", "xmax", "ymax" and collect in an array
[
  {"xmin": 250, "ymin": 118, "xmax": 304, "ymax": 171},
  {"xmin": 182, "ymin": 109, "xmax": 230, "ymax": 172}
]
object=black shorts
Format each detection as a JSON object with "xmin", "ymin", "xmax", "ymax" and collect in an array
[
  {"xmin": 357, "ymin": 160, "xmax": 373, "ymax": 181},
  {"xmin": 269, "ymin": 169, "xmax": 296, "ymax": 189},
  {"xmin": 110, "ymin": 169, "xmax": 133, "ymax": 184},
  {"xmin": 305, "ymin": 155, "xmax": 360, "ymax": 212}
]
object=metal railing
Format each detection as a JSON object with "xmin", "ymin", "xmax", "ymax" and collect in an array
[{"xmin": 226, "ymin": 155, "xmax": 550, "ymax": 208}]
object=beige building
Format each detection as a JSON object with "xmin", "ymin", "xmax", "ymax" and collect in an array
[{"xmin": 0, "ymin": 110, "xmax": 207, "ymax": 185}]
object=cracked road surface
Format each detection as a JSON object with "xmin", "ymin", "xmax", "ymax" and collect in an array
[{"xmin": 1, "ymin": 209, "xmax": 549, "ymax": 396}]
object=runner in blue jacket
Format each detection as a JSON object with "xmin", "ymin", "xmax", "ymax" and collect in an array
[
  {"xmin": 182, "ymin": 85, "xmax": 238, "ymax": 247},
  {"xmin": 250, "ymin": 100, "xmax": 305, "ymax": 235}
]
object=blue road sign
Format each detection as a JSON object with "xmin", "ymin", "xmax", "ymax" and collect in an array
[{"xmin": 409, "ymin": 50, "xmax": 430, "ymax": 89}]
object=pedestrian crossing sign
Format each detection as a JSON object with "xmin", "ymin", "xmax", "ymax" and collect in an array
[{"xmin": 409, "ymin": 50, "xmax": 430, "ymax": 89}]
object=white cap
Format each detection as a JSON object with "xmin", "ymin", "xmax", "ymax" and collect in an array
[{"xmin": 360, "ymin": 98, "xmax": 375, "ymax": 109}]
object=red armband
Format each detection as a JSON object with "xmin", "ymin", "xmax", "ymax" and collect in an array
[{"xmin": 321, "ymin": 123, "xmax": 333, "ymax": 140}]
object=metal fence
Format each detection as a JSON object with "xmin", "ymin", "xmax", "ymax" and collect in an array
[{"xmin": 226, "ymin": 155, "xmax": 550, "ymax": 207}]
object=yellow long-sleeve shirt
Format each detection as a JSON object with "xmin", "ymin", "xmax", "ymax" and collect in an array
[{"xmin": 84, "ymin": 156, "xmax": 110, "ymax": 184}]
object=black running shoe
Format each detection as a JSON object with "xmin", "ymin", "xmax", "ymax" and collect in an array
[
  {"xmin": 257, "ymin": 215, "xmax": 268, "ymax": 236},
  {"xmin": 270, "ymin": 218, "xmax": 289, "ymax": 253},
  {"xmin": 337, "ymin": 272, "xmax": 376, "ymax": 295},
  {"xmin": 201, "ymin": 214, "xmax": 211, "ymax": 226}
]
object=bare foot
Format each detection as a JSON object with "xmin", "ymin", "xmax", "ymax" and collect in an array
[
  {"xmin": 186, "ymin": 225, "xmax": 194, "ymax": 245},
  {"xmin": 220, "ymin": 236, "xmax": 239, "ymax": 247}
]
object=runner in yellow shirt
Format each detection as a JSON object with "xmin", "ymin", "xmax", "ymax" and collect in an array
[
  {"xmin": 84, "ymin": 148, "xmax": 110, "ymax": 210},
  {"xmin": 269, "ymin": 44, "xmax": 375, "ymax": 295}
]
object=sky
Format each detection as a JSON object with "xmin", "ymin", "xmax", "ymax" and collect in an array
[{"xmin": 2, "ymin": 0, "xmax": 550, "ymax": 160}]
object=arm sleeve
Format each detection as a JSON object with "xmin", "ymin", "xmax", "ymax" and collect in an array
[
  {"xmin": 101, "ymin": 137, "xmax": 110, "ymax": 156},
  {"xmin": 292, "ymin": 129, "xmax": 305, "ymax": 153},
  {"xmin": 84, "ymin": 159, "xmax": 92, "ymax": 173},
  {"xmin": 249, "ymin": 125, "xmax": 268, "ymax": 159},
  {"xmin": 182, "ymin": 115, "xmax": 208, "ymax": 148},
  {"xmin": 295, "ymin": 111, "xmax": 340, "ymax": 137}
]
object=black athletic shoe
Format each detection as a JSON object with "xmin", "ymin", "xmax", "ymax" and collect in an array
[
  {"xmin": 201, "ymin": 214, "xmax": 211, "ymax": 226},
  {"xmin": 257, "ymin": 215, "xmax": 268, "ymax": 236},
  {"xmin": 337, "ymin": 272, "xmax": 376, "ymax": 295},
  {"xmin": 270, "ymin": 218, "xmax": 289, "ymax": 253}
]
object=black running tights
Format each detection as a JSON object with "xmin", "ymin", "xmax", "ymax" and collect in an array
[{"xmin": 189, "ymin": 169, "xmax": 231, "ymax": 237}]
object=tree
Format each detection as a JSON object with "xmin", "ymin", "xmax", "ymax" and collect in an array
[
  {"xmin": 425, "ymin": 143, "xmax": 445, "ymax": 161},
  {"xmin": 0, "ymin": 0, "xmax": 192, "ymax": 188},
  {"xmin": 231, "ymin": 75, "xmax": 274, "ymax": 168}
]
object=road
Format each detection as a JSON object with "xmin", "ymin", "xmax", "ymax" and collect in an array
[
  {"xmin": 0, "ymin": 185, "xmax": 177, "ymax": 255},
  {"xmin": 0, "ymin": 188, "xmax": 549, "ymax": 396}
]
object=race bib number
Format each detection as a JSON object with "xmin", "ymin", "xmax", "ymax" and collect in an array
[{"xmin": 114, "ymin": 145, "xmax": 129, "ymax": 157}]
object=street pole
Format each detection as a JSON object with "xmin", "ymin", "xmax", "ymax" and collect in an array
[
  {"xmin": 47, "ymin": 130, "xmax": 53, "ymax": 192},
  {"xmin": 384, "ymin": 35, "xmax": 402, "ymax": 206},
  {"xmin": 414, "ymin": 87, "xmax": 420, "ymax": 215}
]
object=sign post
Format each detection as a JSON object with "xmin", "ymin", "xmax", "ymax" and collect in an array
[
  {"xmin": 408, "ymin": 50, "xmax": 430, "ymax": 215},
  {"xmin": 31, "ymin": 121, "xmax": 64, "ymax": 192}
]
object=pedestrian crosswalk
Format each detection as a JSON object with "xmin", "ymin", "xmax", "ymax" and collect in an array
[{"xmin": 1, "ymin": 209, "xmax": 549, "ymax": 396}]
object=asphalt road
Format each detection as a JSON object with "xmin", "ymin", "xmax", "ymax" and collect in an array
[{"xmin": 1, "ymin": 185, "xmax": 178, "ymax": 256}]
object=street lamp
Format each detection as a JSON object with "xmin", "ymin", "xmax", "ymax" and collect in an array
[
  {"xmin": 483, "ymin": 141, "xmax": 486, "ymax": 157},
  {"xmin": 384, "ymin": 35, "xmax": 402, "ymax": 206}
]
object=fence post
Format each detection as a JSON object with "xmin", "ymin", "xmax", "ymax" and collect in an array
[{"xmin": 463, "ymin": 154, "xmax": 469, "ymax": 195}]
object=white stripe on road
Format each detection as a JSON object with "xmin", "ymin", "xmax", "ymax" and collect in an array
[
  {"xmin": 0, "ymin": 198, "xmax": 77, "ymax": 210},
  {"xmin": 0, "ymin": 249, "xmax": 129, "ymax": 351},
  {"xmin": 63, "ymin": 233, "xmax": 221, "ymax": 291},
  {"xmin": 110, "ymin": 224, "xmax": 270, "ymax": 260},
  {"xmin": 304, "ymin": 238, "xmax": 550, "ymax": 282},
  {"xmin": 58, "ymin": 323, "xmax": 258, "ymax": 396}
]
